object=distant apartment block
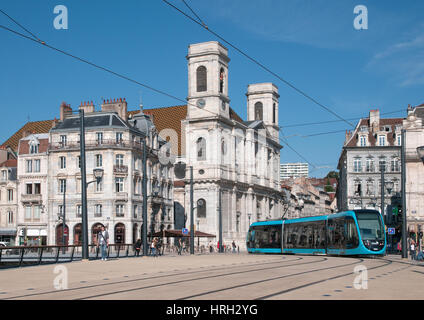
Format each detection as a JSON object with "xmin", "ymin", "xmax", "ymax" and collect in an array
[{"xmin": 280, "ymin": 163, "xmax": 309, "ymax": 179}]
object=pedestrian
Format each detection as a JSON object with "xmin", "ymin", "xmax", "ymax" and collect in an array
[
  {"xmin": 151, "ymin": 238, "xmax": 159, "ymax": 257},
  {"xmin": 417, "ymin": 249, "xmax": 424, "ymax": 261},
  {"xmin": 209, "ymin": 241, "xmax": 213, "ymax": 253},
  {"xmin": 97, "ymin": 226, "xmax": 109, "ymax": 261},
  {"xmin": 232, "ymin": 240, "xmax": 236, "ymax": 253},
  {"xmin": 134, "ymin": 238, "xmax": 141, "ymax": 257},
  {"xmin": 397, "ymin": 241, "xmax": 401, "ymax": 254},
  {"xmin": 410, "ymin": 241, "xmax": 416, "ymax": 260},
  {"xmin": 178, "ymin": 238, "xmax": 183, "ymax": 255}
]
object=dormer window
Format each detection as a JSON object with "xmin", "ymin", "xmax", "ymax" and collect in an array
[
  {"xmin": 29, "ymin": 137, "xmax": 40, "ymax": 154},
  {"xmin": 378, "ymin": 135, "xmax": 386, "ymax": 146},
  {"xmin": 359, "ymin": 136, "xmax": 367, "ymax": 147}
]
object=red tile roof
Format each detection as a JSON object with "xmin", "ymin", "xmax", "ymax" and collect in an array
[
  {"xmin": 345, "ymin": 117, "xmax": 404, "ymax": 147},
  {"xmin": 0, "ymin": 159, "xmax": 17, "ymax": 168}
]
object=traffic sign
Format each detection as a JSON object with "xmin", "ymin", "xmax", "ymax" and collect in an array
[
  {"xmin": 388, "ymin": 228, "xmax": 395, "ymax": 235},
  {"xmin": 182, "ymin": 228, "xmax": 189, "ymax": 235}
]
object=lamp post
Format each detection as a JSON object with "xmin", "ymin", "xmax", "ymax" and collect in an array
[
  {"xmin": 80, "ymin": 109, "xmax": 105, "ymax": 260},
  {"xmin": 401, "ymin": 129, "xmax": 407, "ymax": 258}
]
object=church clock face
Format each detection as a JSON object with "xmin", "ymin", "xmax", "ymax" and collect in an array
[
  {"xmin": 196, "ymin": 99, "xmax": 206, "ymax": 109},
  {"xmin": 221, "ymin": 101, "xmax": 226, "ymax": 110}
]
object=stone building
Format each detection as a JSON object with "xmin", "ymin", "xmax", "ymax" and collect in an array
[
  {"xmin": 337, "ymin": 109, "xmax": 403, "ymax": 225},
  {"xmin": 403, "ymin": 104, "xmax": 424, "ymax": 249},
  {"xmin": 172, "ymin": 42, "xmax": 283, "ymax": 249},
  {"xmin": 16, "ymin": 133, "xmax": 50, "ymax": 245},
  {"xmin": 47, "ymin": 100, "xmax": 174, "ymax": 246},
  {"xmin": 0, "ymin": 147, "xmax": 18, "ymax": 245}
]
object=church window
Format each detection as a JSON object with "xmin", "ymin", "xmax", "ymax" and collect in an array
[
  {"xmin": 219, "ymin": 68, "xmax": 225, "ymax": 93},
  {"xmin": 254, "ymin": 102, "xmax": 263, "ymax": 121},
  {"xmin": 197, "ymin": 66, "xmax": 207, "ymax": 92},
  {"xmin": 196, "ymin": 137, "xmax": 206, "ymax": 161}
]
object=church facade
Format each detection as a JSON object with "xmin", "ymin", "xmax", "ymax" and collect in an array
[{"xmin": 172, "ymin": 41, "xmax": 283, "ymax": 249}]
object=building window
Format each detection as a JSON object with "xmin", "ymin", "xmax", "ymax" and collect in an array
[
  {"xmin": 196, "ymin": 137, "xmax": 206, "ymax": 161},
  {"xmin": 219, "ymin": 68, "xmax": 225, "ymax": 93},
  {"xmin": 197, "ymin": 199, "xmax": 206, "ymax": 218},
  {"xmin": 1, "ymin": 170, "xmax": 7, "ymax": 180},
  {"xmin": 76, "ymin": 205, "xmax": 82, "ymax": 217},
  {"xmin": 353, "ymin": 159, "xmax": 362, "ymax": 172},
  {"xmin": 96, "ymin": 154, "xmax": 102, "ymax": 167},
  {"xmin": 378, "ymin": 135, "xmax": 386, "ymax": 146},
  {"xmin": 196, "ymin": 66, "xmax": 207, "ymax": 92},
  {"xmin": 59, "ymin": 179, "xmax": 67, "ymax": 193},
  {"xmin": 34, "ymin": 159, "xmax": 40, "ymax": 172},
  {"xmin": 60, "ymin": 135, "xmax": 67, "ymax": 147},
  {"xmin": 96, "ymin": 180, "xmax": 103, "ymax": 192},
  {"xmin": 273, "ymin": 103, "xmax": 276, "ymax": 124},
  {"xmin": 8, "ymin": 211, "xmax": 13, "ymax": 224},
  {"xmin": 116, "ymin": 204, "xmax": 124, "ymax": 217},
  {"xmin": 77, "ymin": 156, "xmax": 81, "ymax": 169},
  {"xmin": 30, "ymin": 143, "xmax": 39, "ymax": 154},
  {"xmin": 115, "ymin": 177, "xmax": 124, "ymax": 192},
  {"xmin": 96, "ymin": 132, "xmax": 103, "ymax": 144},
  {"xmin": 254, "ymin": 102, "xmax": 263, "ymax": 121},
  {"xmin": 360, "ymin": 136, "xmax": 366, "ymax": 146},
  {"xmin": 7, "ymin": 189, "xmax": 13, "ymax": 202},
  {"xmin": 379, "ymin": 159, "xmax": 386, "ymax": 172},
  {"xmin": 26, "ymin": 183, "xmax": 33, "ymax": 195},
  {"xmin": 34, "ymin": 183, "xmax": 41, "ymax": 194},
  {"xmin": 59, "ymin": 156, "xmax": 66, "ymax": 169},
  {"xmin": 26, "ymin": 160, "xmax": 32, "ymax": 173},
  {"xmin": 95, "ymin": 204, "xmax": 102, "ymax": 217},
  {"xmin": 366, "ymin": 180, "xmax": 374, "ymax": 196},
  {"xmin": 366, "ymin": 158, "xmax": 374, "ymax": 172},
  {"xmin": 25, "ymin": 206, "xmax": 31, "ymax": 220},
  {"xmin": 397, "ymin": 134, "xmax": 401, "ymax": 146},
  {"xmin": 354, "ymin": 180, "xmax": 362, "ymax": 196},
  {"xmin": 116, "ymin": 154, "xmax": 124, "ymax": 166},
  {"xmin": 116, "ymin": 132, "xmax": 123, "ymax": 144},
  {"xmin": 391, "ymin": 158, "xmax": 400, "ymax": 172},
  {"xmin": 33, "ymin": 206, "xmax": 40, "ymax": 220},
  {"xmin": 133, "ymin": 205, "xmax": 138, "ymax": 219}
]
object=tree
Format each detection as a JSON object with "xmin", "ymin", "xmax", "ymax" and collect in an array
[{"xmin": 325, "ymin": 171, "xmax": 339, "ymax": 179}]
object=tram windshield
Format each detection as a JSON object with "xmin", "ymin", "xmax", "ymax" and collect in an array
[{"xmin": 355, "ymin": 211, "xmax": 384, "ymax": 241}]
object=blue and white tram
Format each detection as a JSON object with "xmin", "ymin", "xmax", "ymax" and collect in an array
[{"xmin": 246, "ymin": 209, "xmax": 386, "ymax": 256}]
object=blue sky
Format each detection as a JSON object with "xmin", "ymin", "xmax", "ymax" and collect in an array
[{"xmin": 0, "ymin": 0, "xmax": 423, "ymax": 177}]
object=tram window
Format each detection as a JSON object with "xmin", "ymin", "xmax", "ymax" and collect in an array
[
  {"xmin": 253, "ymin": 225, "xmax": 281, "ymax": 248},
  {"xmin": 345, "ymin": 217, "xmax": 359, "ymax": 249}
]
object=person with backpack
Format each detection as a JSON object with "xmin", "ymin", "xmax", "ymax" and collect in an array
[
  {"xmin": 97, "ymin": 226, "xmax": 109, "ymax": 261},
  {"xmin": 410, "ymin": 241, "xmax": 416, "ymax": 260}
]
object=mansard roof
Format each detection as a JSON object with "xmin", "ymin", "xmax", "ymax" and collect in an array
[{"xmin": 51, "ymin": 113, "xmax": 127, "ymax": 131}]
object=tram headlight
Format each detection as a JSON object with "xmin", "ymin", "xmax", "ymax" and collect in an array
[{"xmin": 363, "ymin": 240, "xmax": 371, "ymax": 249}]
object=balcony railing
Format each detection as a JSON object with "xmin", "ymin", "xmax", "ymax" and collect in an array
[
  {"xmin": 49, "ymin": 139, "xmax": 143, "ymax": 151},
  {"xmin": 114, "ymin": 165, "xmax": 128, "ymax": 174},
  {"xmin": 21, "ymin": 194, "xmax": 42, "ymax": 203}
]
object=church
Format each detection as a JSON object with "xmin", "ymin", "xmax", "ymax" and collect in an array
[{"xmin": 170, "ymin": 41, "xmax": 283, "ymax": 249}]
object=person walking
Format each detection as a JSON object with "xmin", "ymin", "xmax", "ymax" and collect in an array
[
  {"xmin": 151, "ymin": 238, "xmax": 158, "ymax": 257},
  {"xmin": 178, "ymin": 238, "xmax": 183, "ymax": 255},
  {"xmin": 97, "ymin": 226, "xmax": 109, "ymax": 261},
  {"xmin": 134, "ymin": 239, "xmax": 142, "ymax": 257},
  {"xmin": 410, "ymin": 241, "xmax": 416, "ymax": 261},
  {"xmin": 232, "ymin": 240, "xmax": 236, "ymax": 253}
]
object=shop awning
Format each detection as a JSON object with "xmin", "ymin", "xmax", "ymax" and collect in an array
[
  {"xmin": 151, "ymin": 229, "xmax": 216, "ymax": 238},
  {"xmin": 0, "ymin": 229, "xmax": 17, "ymax": 236}
]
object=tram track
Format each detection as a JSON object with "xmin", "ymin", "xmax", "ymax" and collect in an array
[
  {"xmin": 2, "ymin": 255, "xmax": 304, "ymax": 300},
  {"xmin": 178, "ymin": 257, "xmax": 364, "ymax": 300},
  {"xmin": 75, "ymin": 256, "xmax": 328, "ymax": 300},
  {"xmin": 256, "ymin": 258, "xmax": 393, "ymax": 299}
]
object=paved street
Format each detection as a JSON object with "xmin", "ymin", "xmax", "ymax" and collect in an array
[{"xmin": 0, "ymin": 253, "xmax": 423, "ymax": 300}]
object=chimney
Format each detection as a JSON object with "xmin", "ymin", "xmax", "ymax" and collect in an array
[
  {"xmin": 101, "ymin": 97, "xmax": 128, "ymax": 121},
  {"xmin": 369, "ymin": 109, "xmax": 380, "ymax": 133},
  {"xmin": 21, "ymin": 130, "xmax": 31, "ymax": 139},
  {"xmin": 60, "ymin": 102, "xmax": 73, "ymax": 121},
  {"xmin": 79, "ymin": 101, "xmax": 95, "ymax": 114},
  {"xmin": 52, "ymin": 117, "xmax": 59, "ymax": 129}
]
